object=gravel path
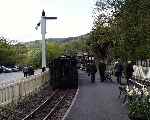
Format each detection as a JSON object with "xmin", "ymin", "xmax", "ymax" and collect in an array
[{"xmin": 65, "ymin": 70, "xmax": 130, "ymax": 120}]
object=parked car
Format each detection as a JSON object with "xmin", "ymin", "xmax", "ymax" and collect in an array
[
  {"xmin": 8, "ymin": 66, "xmax": 20, "ymax": 72},
  {"xmin": 1, "ymin": 66, "xmax": 12, "ymax": 73},
  {"xmin": 11, "ymin": 67, "xmax": 19, "ymax": 72}
]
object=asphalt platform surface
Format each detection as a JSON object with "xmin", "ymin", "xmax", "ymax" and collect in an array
[{"xmin": 65, "ymin": 70, "xmax": 130, "ymax": 120}]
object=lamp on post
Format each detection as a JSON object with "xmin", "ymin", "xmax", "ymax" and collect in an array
[{"xmin": 36, "ymin": 10, "xmax": 57, "ymax": 71}]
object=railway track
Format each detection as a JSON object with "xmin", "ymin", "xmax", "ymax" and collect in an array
[
  {"xmin": 0, "ymin": 88, "xmax": 76, "ymax": 120},
  {"xmin": 22, "ymin": 89, "xmax": 68, "ymax": 120}
]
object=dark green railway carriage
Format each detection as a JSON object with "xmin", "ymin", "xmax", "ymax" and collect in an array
[{"xmin": 49, "ymin": 56, "xmax": 78, "ymax": 89}]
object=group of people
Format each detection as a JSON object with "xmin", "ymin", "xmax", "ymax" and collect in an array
[
  {"xmin": 87, "ymin": 61, "xmax": 97, "ymax": 83},
  {"xmin": 86, "ymin": 60, "xmax": 106, "ymax": 83},
  {"xmin": 22, "ymin": 66, "xmax": 34, "ymax": 78},
  {"xmin": 86, "ymin": 59, "xmax": 134, "ymax": 85},
  {"xmin": 114, "ymin": 60, "xmax": 134, "ymax": 85}
]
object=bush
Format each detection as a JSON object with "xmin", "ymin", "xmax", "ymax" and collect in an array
[{"xmin": 127, "ymin": 87, "xmax": 150, "ymax": 120}]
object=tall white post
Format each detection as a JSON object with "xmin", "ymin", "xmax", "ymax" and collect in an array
[
  {"xmin": 35, "ymin": 10, "xmax": 57, "ymax": 69},
  {"xmin": 41, "ymin": 16, "xmax": 46, "ymax": 68},
  {"xmin": 41, "ymin": 34, "xmax": 46, "ymax": 68}
]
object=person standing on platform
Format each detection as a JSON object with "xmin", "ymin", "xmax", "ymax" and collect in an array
[
  {"xmin": 98, "ymin": 60, "xmax": 106, "ymax": 82},
  {"xmin": 42, "ymin": 67, "xmax": 46, "ymax": 72},
  {"xmin": 86, "ymin": 63, "xmax": 91, "ymax": 76},
  {"xmin": 23, "ymin": 66, "xmax": 28, "ymax": 78},
  {"xmin": 114, "ymin": 60, "xmax": 124, "ymax": 84},
  {"xmin": 28, "ymin": 66, "xmax": 34, "ymax": 75},
  {"xmin": 89, "ymin": 60, "xmax": 97, "ymax": 83},
  {"xmin": 125, "ymin": 61, "xmax": 134, "ymax": 85}
]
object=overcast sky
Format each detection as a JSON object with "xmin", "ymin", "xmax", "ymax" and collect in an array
[{"xmin": 0, "ymin": 0, "xmax": 96, "ymax": 42}]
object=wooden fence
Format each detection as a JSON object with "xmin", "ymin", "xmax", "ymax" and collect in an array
[{"xmin": 0, "ymin": 71, "xmax": 49, "ymax": 106}]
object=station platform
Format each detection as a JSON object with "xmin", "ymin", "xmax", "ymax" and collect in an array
[{"xmin": 64, "ymin": 70, "xmax": 130, "ymax": 120}]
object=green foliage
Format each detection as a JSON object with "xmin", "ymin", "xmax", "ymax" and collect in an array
[
  {"xmin": 88, "ymin": 27, "xmax": 113, "ymax": 61},
  {"xmin": 0, "ymin": 35, "xmax": 89, "ymax": 68},
  {"xmin": 47, "ymin": 42, "xmax": 64, "ymax": 60},
  {"xmin": 0, "ymin": 47, "xmax": 16, "ymax": 65},
  {"xmin": 26, "ymin": 48, "xmax": 41, "ymax": 68},
  {"xmin": 113, "ymin": 0, "xmax": 150, "ymax": 60},
  {"xmin": 128, "ymin": 91, "xmax": 150, "ymax": 120},
  {"xmin": 87, "ymin": 0, "xmax": 116, "ymax": 61},
  {"xmin": 14, "ymin": 43, "xmax": 29, "ymax": 65},
  {"xmin": 62, "ymin": 38, "xmax": 89, "ymax": 56},
  {"xmin": 90, "ymin": 0, "xmax": 150, "ymax": 62},
  {"xmin": 0, "ymin": 36, "xmax": 40, "ymax": 68},
  {"xmin": 0, "ymin": 37, "xmax": 18, "ymax": 65}
]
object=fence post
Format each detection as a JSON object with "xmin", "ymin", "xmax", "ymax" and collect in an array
[{"xmin": 0, "ymin": 87, "xmax": 3, "ymax": 104}]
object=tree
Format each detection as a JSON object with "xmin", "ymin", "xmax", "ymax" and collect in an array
[
  {"xmin": 13, "ymin": 43, "xmax": 29, "ymax": 65},
  {"xmin": 90, "ymin": 0, "xmax": 150, "ymax": 62},
  {"xmin": 0, "ymin": 36, "xmax": 18, "ymax": 65},
  {"xmin": 25, "ymin": 48, "xmax": 41, "ymax": 68},
  {"xmin": 62, "ymin": 37, "xmax": 89, "ymax": 56},
  {"xmin": 88, "ymin": 0, "xmax": 115, "ymax": 62},
  {"xmin": 47, "ymin": 42, "xmax": 64, "ymax": 61},
  {"xmin": 115, "ymin": 0, "xmax": 150, "ymax": 60}
]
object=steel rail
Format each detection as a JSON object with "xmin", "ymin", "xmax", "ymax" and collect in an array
[
  {"xmin": 22, "ymin": 89, "xmax": 58, "ymax": 120},
  {"xmin": 43, "ymin": 92, "xmax": 67, "ymax": 120}
]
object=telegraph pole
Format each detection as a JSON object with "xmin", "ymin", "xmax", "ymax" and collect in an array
[{"xmin": 38, "ymin": 10, "xmax": 57, "ymax": 69}]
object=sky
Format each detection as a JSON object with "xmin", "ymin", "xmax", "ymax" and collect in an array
[{"xmin": 0, "ymin": 0, "xmax": 96, "ymax": 42}]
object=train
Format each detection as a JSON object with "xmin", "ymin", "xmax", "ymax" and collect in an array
[{"xmin": 49, "ymin": 55, "xmax": 78, "ymax": 90}]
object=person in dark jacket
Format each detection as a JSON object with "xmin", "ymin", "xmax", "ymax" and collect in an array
[
  {"xmin": 28, "ymin": 66, "xmax": 34, "ymax": 75},
  {"xmin": 114, "ymin": 61, "xmax": 124, "ymax": 84},
  {"xmin": 23, "ymin": 66, "xmax": 28, "ymax": 78},
  {"xmin": 98, "ymin": 61, "xmax": 106, "ymax": 82},
  {"xmin": 86, "ymin": 63, "xmax": 91, "ymax": 76},
  {"xmin": 125, "ymin": 61, "xmax": 134, "ymax": 85},
  {"xmin": 42, "ymin": 67, "xmax": 46, "ymax": 72},
  {"xmin": 89, "ymin": 61, "xmax": 97, "ymax": 83}
]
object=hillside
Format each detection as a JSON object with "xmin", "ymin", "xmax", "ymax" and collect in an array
[{"xmin": 24, "ymin": 33, "xmax": 89, "ymax": 48}]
